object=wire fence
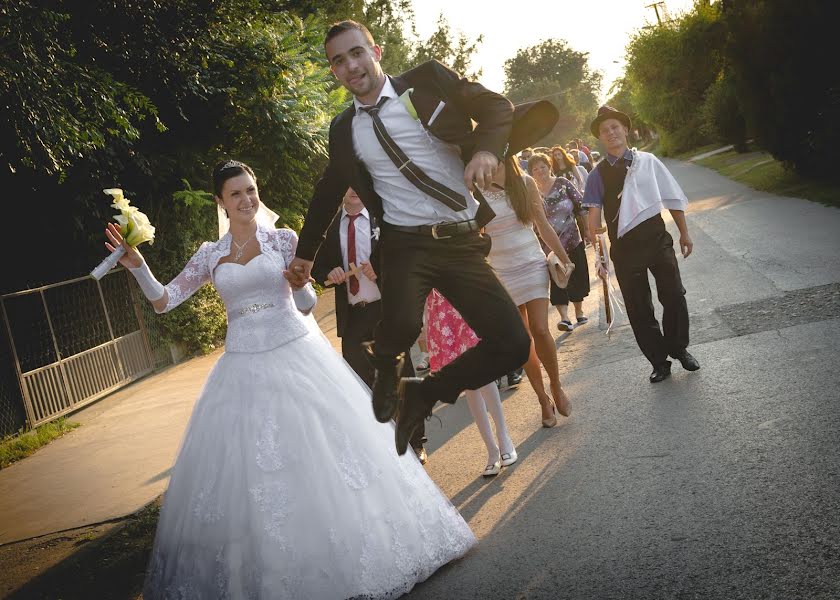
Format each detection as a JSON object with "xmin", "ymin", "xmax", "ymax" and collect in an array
[{"xmin": 0, "ymin": 268, "xmax": 172, "ymax": 437}]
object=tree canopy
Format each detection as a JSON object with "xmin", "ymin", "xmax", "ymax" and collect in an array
[
  {"xmin": 619, "ymin": 0, "xmax": 835, "ymax": 179},
  {"xmin": 502, "ymin": 39, "xmax": 601, "ymax": 147},
  {"xmin": 0, "ymin": 0, "xmax": 484, "ymax": 354},
  {"xmin": 623, "ymin": 2, "xmax": 725, "ymax": 153}
]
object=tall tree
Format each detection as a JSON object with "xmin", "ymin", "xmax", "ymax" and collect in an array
[
  {"xmin": 720, "ymin": 1, "xmax": 837, "ymax": 179},
  {"xmin": 410, "ymin": 14, "xmax": 483, "ymax": 79},
  {"xmin": 605, "ymin": 78, "xmax": 656, "ymax": 146},
  {"xmin": 0, "ymin": 1, "xmax": 343, "ymax": 295},
  {"xmin": 502, "ymin": 39, "xmax": 601, "ymax": 146},
  {"xmin": 623, "ymin": 2, "xmax": 725, "ymax": 153}
]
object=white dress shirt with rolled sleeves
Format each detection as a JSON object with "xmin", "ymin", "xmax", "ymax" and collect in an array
[{"xmin": 351, "ymin": 77, "xmax": 478, "ymax": 226}]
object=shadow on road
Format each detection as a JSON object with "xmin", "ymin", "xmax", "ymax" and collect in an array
[{"xmin": 3, "ymin": 499, "xmax": 160, "ymax": 600}]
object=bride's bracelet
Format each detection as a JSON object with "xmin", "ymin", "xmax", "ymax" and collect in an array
[{"xmin": 128, "ymin": 261, "xmax": 165, "ymax": 301}]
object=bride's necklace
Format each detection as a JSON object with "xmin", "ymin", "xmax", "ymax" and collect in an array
[{"xmin": 231, "ymin": 232, "xmax": 255, "ymax": 262}]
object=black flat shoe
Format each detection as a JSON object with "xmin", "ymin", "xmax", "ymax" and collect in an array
[
  {"xmin": 673, "ymin": 350, "xmax": 700, "ymax": 371},
  {"xmin": 395, "ymin": 378, "xmax": 437, "ymax": 455},
  {"xmin": 649, "ymin": 360, "xmax": 672, "ymax": 383}
]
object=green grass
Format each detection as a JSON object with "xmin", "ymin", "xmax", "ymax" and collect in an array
[
  {"xmin": 0, "ymin": 418, "xmax": 80, "ymax": 469},
  {"xmin": 695, "ymin": 148, "xmax": 840, "ymax": 208}
]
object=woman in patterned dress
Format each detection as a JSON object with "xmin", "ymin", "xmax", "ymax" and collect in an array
[
  {"xmin": 424, "ymin": 289, "xmax": 516, "ymax": 477},
  {"xmin": 528, "ymin": 153, "xmax": 591, "ymax": 332}
]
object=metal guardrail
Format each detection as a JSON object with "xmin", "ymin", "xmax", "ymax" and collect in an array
[{"xmin": 0, "ymin": 268, "xmax": 170, "ymax": 432}]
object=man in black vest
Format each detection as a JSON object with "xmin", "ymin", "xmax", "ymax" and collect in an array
[
  {"xmin": 312, "ymin": 187, "xmax": 427, "ymax": 463},
  {"xmin": 283, "ymin": 21, "xmax": 531, "ymax": 455},
  {"xmin": 583, "ymin": 106, "xmax": 700, "ymax": 383}
]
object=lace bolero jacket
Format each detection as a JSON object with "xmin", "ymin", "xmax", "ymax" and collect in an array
[{"xmin": 155, "ymin": 223, "xmax": 310, "ymax": 353}]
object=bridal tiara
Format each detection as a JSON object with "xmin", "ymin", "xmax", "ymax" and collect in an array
[{"xmin": 220, "ymin": 160, "xmax": 244, "ymax": 171}]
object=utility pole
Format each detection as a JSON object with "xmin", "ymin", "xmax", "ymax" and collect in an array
[{"xmin": 645, "ymin": 1, "xmax": 666, "ymax": 26}]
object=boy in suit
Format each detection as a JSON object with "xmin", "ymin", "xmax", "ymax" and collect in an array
[{"xmin": 312, "ymin": 188, "xmax": 428, "ymax": 463}]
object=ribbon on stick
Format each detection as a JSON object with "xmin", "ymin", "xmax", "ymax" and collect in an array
[{"xmin": 594, "ymin": 229, "xmax": 625, "ymax": 338}]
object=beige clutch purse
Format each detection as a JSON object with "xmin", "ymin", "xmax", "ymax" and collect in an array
[{"xmin": 546, "ymin": 252, "xmax": 575, "ymax": 288}]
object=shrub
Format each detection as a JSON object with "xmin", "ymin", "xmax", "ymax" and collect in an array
[{"xmin": 701, "ymin": 74, "xmax": 748, "ymax": 152}]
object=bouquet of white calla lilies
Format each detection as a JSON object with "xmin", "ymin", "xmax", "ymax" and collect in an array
[
  {"xmin": 104, "ymin": 188, "xmax": 133, "ymax": 213},
  {"xmin": 92, "ymin": 188, "xmax": 156, "ymax": 280}
]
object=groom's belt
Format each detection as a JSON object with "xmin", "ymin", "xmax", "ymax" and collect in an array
[{"xmin": 383, "ymin": 219, "xmax": 481, "ymax": 240}]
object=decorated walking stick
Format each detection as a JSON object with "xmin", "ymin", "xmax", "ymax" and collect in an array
[
  {"xmin": 594, "ymin": 227, "xmax": 625, "ymax": 336},
  {"xmin": 594, "ymin": 227, "xmax": 612, "ymax": 326}
]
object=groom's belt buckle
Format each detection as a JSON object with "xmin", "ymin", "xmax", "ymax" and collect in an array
[{"xmin": 431, "ymin": 223, "xmax": 453, "ymax": 239}]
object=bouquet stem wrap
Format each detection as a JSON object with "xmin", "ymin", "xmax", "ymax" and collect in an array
[
  {"xmin": 91, "ymin": 246, "xmax": 126, "ymax": 280},
  {"xmin": 90, "ymin": 188, "xmax": 155, "ymax": 280}
]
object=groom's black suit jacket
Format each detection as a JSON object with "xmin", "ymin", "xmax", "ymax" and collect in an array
[
  {"xmin": 311, "ymin": 211, "xmax": 381, "ymax": 338},
  {"xmin": 296, "ymin": 60, "xmax": 514, "ymax": 261}
]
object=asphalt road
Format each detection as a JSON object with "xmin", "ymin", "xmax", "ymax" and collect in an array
[
  {"xmin": 406, "ymin": 159, "xmax": 840, "ymax": 599},
  {"xmin": 1, "ymin": 157, "xmax": 838, "ymax": 599}
]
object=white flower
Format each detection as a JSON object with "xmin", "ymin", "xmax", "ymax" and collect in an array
[
  {"xmin": 105, "ymin": 188, "xmax": 155, "ymax": 247},
  {"xmin": 371, "ymin": 226, "xmax": 380, "ymax": 240},
  {"xmin": 103, "ymin": 188, "xmax": 136, "ymax": 213},
  {"xmin": 625, "ymin": 147, "xmax": 640, "ymax": 180},
  {"xmin": 124, "ymin": 210, "xmax": 155, "ymax": 247}
]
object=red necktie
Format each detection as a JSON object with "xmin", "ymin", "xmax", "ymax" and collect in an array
[{"xmin": 347, "ymin": 213, "xmax": 360, "ymax": 295}]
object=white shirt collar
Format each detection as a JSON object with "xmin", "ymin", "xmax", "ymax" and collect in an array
[
  {"xmin": 353, "ymin": 77, "xmax": 397, "ymax": 114},
  {"xmin": 341, "ymin": 206, "xmax": 370, "ymax": 220}
]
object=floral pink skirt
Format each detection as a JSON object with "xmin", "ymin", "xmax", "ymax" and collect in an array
[{"xmin": 424, "ymin": 289, "xmax": 479, "ymax": 373}]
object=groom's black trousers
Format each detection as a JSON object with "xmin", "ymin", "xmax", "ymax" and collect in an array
[{"xmin": 374, "ymin": 227, "xmax": 531, "ymax": 404}]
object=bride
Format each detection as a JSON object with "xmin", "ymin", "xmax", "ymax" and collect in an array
[{"xmin": 103, "ymin": 160, "xmax": 475, "ymax": 599}]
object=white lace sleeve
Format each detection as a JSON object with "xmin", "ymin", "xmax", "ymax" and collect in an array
[
  {"xmin": 272, "ymin": 228, "xmax": 316, "ymax": 313},
  {"xmin": 275, "ymin": 228, "xmax": 298, "ymax": 267},
  {"xmin": 157, "ymin": 242, "xmax": 212, "ymax": 313}
]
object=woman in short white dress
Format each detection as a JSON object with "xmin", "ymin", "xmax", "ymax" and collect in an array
[{"xmin": 483, "ymin": 146, "xmax": 574, "ymax": 427}]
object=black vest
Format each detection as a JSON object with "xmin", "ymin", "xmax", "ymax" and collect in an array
[{"xmin": 598, "ymin": 156, "xmax": 665, "ymax": 246}]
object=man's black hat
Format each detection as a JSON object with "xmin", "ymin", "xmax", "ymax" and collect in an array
[
  {"xmin": 506, "ymin": 100, "xmax": 559, "ymax": 158},
  {"xmin": 590, "ymin": 105, "xmax": 631, "ymax": 137}
]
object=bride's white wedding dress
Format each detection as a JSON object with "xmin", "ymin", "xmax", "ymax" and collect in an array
[{"xmin": 143, "ymin": 224, "xmax": 475, "ymax": 599}]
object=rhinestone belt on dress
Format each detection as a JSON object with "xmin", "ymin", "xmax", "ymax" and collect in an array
[{"xmin": 236, "ymin": 303, "xmax": 275, "ymax": 316}]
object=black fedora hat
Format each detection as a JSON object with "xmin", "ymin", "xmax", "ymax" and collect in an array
[
  {"xmin": 590, "ymin": 105, "xmax": 631, "ymax": 137},
  {"xmin": 505, "ymin": 100, "xmax": 560, "ymax": 158}
]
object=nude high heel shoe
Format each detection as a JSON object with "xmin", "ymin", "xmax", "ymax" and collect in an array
[
  {"xmin": 552, "ymin": 383, "xmax": 571, "ymax": 418},
  {"xmin": 539, "ymin": 395, "xmax": 557, "ymax": 428}
]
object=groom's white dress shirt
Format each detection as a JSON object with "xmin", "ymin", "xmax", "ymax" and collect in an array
[{"xmin": 351, "ymin": 77, "xmax": 478, "ymax": 227}]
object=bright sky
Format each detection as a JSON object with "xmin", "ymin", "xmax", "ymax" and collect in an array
[{"xmin": 408, "ymin": 0, "xmax": 696, "ymax": 103}]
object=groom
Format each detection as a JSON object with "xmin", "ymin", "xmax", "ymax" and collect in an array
[{"xmin": 285, "ymin": 20, "xmax": 531, "ymax": 454}]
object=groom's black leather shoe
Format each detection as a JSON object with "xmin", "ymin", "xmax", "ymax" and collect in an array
[
  {"xmin": 395, "ymin": 378, "xmax": 437, "ymax": 456},
  {"xmin": 649, "ymin": 360, "xmax": 672, "ymax": 383},
  {"xmin": 364, "ymin": 343, "xmax": 404, "ymax": 423},
  {"xmin": 672, "ymin": 350, "xmax": 700, "ymax": 371}
]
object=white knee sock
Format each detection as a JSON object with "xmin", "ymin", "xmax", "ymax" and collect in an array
[
  {"xmin": 478, "ymin": 383, "xmax": 515, "ymax": 456},
  {"xmin": 464, "ymin": 389, "xmax": 500, "ymax": 463}
]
